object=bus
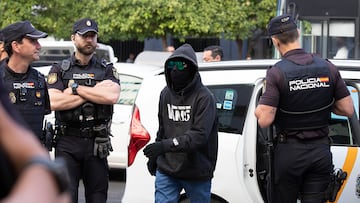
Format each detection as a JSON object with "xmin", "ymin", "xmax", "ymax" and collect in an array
[{"xmin": 278, "ymin": 0, "xmax": 359, "ymax": 60}]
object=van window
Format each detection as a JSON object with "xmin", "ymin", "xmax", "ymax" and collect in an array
[
  {"xmin": 117, "ymin": 74, "xmax": 142, "ymax": 105},
  {"xmin": 208, "ymin": 84, "xmax": 254, "ymax": 134},
  {"xmin": 94, "ymin": 49, "xmax": 111, "ymax": 62}
]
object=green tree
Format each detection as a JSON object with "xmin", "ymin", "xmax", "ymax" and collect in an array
[
  {"xmin": 223, "ymin": 0, "xmax": 277, "ymax": 59},
  {"xmin": 0, "ymin": 0, "xmax": 100, "ymax": 40},
  {"xmin": 0, "ymin": 0, "xmax": 276, "ymax": 58},
  {"xmin": 95, "ymin": 0, "xmax": 226, "ymax": 50}
]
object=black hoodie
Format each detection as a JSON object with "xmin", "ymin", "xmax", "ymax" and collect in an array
[{"xmin": 156, "ymin": 44, "xmax": 218, "ymax": 180}]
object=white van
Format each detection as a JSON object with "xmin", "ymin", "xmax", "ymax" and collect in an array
[
  {"xmin": 34, "ymin": 39, "xmax": 118, "ymax": 67},
  {"xmin": 122, "ymin": 59, "xmax": 360, "ymax": 203}
]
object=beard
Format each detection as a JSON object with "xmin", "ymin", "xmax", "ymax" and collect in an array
[{"xmin": 76, "ymin": 44, "xmax": 96, "ymax": 56}]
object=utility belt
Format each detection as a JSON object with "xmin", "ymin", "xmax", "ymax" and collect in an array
[
  {"xmin": 56, "ymin": 122, "xmax": 113, "ymax": 158},
  {"xmin": 58, "ymin": 123, "xmax": 109, "ymax": 139},
  {"xmin": 275, "ymin": 133, "xmax": 330, "ymax": 145},
  {"xmin": 60, "ymin": 126, "xmax": 96, "ymax": 138}
]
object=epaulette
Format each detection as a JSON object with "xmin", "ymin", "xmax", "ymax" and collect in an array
[
  {"xmin": 61, "ymin": 60, "xmax": 71, "ymax": 72},
  {"xmin": 99, "ymin": 58, "xmax": 113, "ymax": 69}
]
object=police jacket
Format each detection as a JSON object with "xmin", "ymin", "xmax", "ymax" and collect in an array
[
  {"xmin": 0, "ymin": 59, "xmax": 51, "ymax": 138},
  {"xmin": 47, "ymin": 55, "xmax": 119, "ymax": 128},
  {"xmin": 156, "ymin": 44, "xmax": 218, "ymax": 181},
  {"xmin": 274, "ymin": 55, "xmax": 334, "ymax": 131}
]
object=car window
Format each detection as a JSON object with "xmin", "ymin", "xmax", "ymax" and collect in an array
[
  {"xmin": 94, "ymin": 49, "xmax": 111, "ymax": 62},
  {"xmin": 32, "ymin": 48, "xmax": 72, "ymax": 67},
  {"xmin": 208, "ymin": 84, "xmax": 254, "ymax": 134},
  {"xmin": 117, "ymin": 74, "xmax": 142, "ymax": 105},
  {"xmin": 329, "ymin": 86, "xmax": 360, "ymax": 145}
]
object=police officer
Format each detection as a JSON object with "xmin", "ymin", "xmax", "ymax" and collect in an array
[
  {"xmin": 0, "ymin": 72, "xmax": 70, "ymax": 203},
  {"xmin": 255, "ymin": 14, "xmax": 354, "ymax": 203},
  {"xmin": 0, "ymin": 21, "xmax": 51, "ymax": 143},
  {"xmin": 47, "ymin": 18, "xmax": 120, "ymax": 203}
]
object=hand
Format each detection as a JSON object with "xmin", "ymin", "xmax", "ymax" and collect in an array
[
  {"xmin": 147, "ymin": 158, "xmax": 157, "ymax": 176},
  {"xmin": 143, "ymin": 142, "xmax": 164, "ymax": 159}
]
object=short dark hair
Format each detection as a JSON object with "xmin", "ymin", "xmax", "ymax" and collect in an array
[
  {"xmin": 204, "ymin": 45, "xmax": 223, "ymax": 60},
  {"xmin": 4, "ymin": 36, "xmax": 24, "ymax": 57},
  {"xmin": 273, "ymin": 29, "xmax": 299, "ymax": 44}
]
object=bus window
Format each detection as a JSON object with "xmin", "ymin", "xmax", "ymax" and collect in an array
[{"xmin": 299, "ymin": 19, "xmax": 355, "ymax": 59}]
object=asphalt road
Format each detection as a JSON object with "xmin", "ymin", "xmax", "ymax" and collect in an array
[{"xmin": 79, "ymin": 169, "xmax": 126, "ymax": 203}]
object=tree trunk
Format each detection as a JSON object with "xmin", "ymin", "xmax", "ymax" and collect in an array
[
  {"xmin": 161, "ymin": 37, "xmax": 168, "ymax": 51},
  {"xmin": 236, "ymin": 38, "xmax": 243, "ymax": 60}
]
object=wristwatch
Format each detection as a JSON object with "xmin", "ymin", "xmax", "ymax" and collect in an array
[
  {"xmin": 71, "ymin": 82, "xmax": 79, "ymax": 95},
  {"xmin": 22, "ymin": 157, "xmax": 69, "ymax": 193}
]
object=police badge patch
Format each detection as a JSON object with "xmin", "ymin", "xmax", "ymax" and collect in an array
[
  {"xmin": 9, "ymin": 92, "xmax": 16, "ymax": 103},
  {"xmin": 47, "ymin": 73, "xmax": 57, "ymax": 84},
  {"xmin": 36, "ymin": 91, "xmax": 41, "ymax": 98}
]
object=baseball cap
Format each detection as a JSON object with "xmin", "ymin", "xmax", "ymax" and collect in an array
[
  {"xmin": 1, "ymin": 20, "xmax": 48, "ymax": 43},
  {"xmin": 267, "ymin": 14, "xmax": 297, "ymax": 36},
  {"xmin": 73, "ymin": 18, "xmax": 98, "ymax": 35}
]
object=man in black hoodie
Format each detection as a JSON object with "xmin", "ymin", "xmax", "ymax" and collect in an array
[{"xmin": 143, "ymin": 44, "xmax": 218, "ymax": 202}]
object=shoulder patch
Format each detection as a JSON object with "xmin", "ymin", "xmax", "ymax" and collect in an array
[
  {"xmin": 262, "ymin": 79, "xmax": 266, "ymax": 93},
  {"xmin": 47, "ymin": 73, "xmax": 57, "ymax": 84}
]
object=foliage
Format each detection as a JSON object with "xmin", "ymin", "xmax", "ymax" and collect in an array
[{"xmin": 0, "ymin": 0, "xmax": 277, "ymax": 52}]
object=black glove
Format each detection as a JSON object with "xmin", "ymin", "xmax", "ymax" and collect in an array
[
  {"xmin": 94, "ymin": 137, "xmax": 113, "ymax": 159},
  {"xmin": 143, "ymin": 142, "xmax": 164, "ymax": 159},
  {"xmin": 147, "ymin": 158, "xmax": 157, "ymax": 176}
]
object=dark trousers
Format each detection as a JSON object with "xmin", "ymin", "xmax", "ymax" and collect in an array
[
  {"xmin": 273, "ymin": 137, "xmax": 332, "ymax": 203},
  {"xmin": 55, "ymin": 135, "xmax": 109, "ymax": 203}
]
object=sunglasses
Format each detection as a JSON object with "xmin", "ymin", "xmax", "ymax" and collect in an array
[{"xmin": 167, "ymin": 61, "xmax": 188, "ymax": 71}]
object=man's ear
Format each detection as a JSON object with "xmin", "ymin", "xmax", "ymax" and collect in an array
[
  {"xmin": 215, "ymin": 55, "xmax": 221, "ymax": 61},
  {"xmin": 272, "ymin": 37, "xmax": 280, "ymax": 48}
]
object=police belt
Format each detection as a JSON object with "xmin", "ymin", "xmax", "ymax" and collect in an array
[
  {"xmin": 276, "ymin": 134, "xmax": 330, "ymax": 145},
  {"xmin": 61, "ymin": 126, "xmax": 96, "ymax": 138}
]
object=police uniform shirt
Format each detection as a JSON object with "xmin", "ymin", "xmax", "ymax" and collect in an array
[
  {"xmin": 258, "ymin": 49, "xmax": 350, "ymax": 138},
  {"xmin": 47, "ymin": 55, "xmax": 119, "ymax": 92},
  {"xmin": 0, "ymin": 60, "xmax": 51, "ymax": 137}
]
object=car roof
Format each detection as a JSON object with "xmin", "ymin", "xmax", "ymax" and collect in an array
[
  {"xmin": 198, "ymin": 59, "xmax": 360, "ymax": 71},
  {"xmin": 196, "ymin": 59, "xmax": 360, "ymax": 84},
  {"xmin": 134, "ymin": 50, "xmax": 203, "ymax": 67},
  {"xmin": 35, "ymin": 59, "xmax": 360, "ymax": 81},
  {"xmin": 113, "ymin": 63, "xmax": 163, "ymax": 78},
  {"xmin": 34, "ymin": 63, "xmax": 163, "ymax": 78}
]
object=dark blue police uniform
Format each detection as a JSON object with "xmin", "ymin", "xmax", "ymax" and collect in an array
[
  {"xmin": 0, "ymin": 59, "xmax": 51, "ymax": 139},
  {"xmin": 259, "ymin": 49, "xmax": 351, "ymax": 203},
  {"xmin": 47, "ymin": 54, "xmax": 119, "ymax": 203}
]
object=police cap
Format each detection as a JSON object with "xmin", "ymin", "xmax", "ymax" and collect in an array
[
  {"xmin": 73, "ymin": 18, "xmax": 98, "ymax": 35},
  {"xmin": 1, "ymin": 20, "xmax": 48, "ymax": 43},
  {"xmin": 267, "ymin": 14, "xmax": 297, "ymax": 36}
]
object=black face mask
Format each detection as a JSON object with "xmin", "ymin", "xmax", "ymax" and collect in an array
[{"xmin": 170, "ymin": 68, "xmax": 193, "ymax": 92}]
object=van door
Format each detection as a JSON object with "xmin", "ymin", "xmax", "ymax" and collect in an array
[{"xmin": 330, "ymin": 82, "xmax": 360, "ymax": 202}]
